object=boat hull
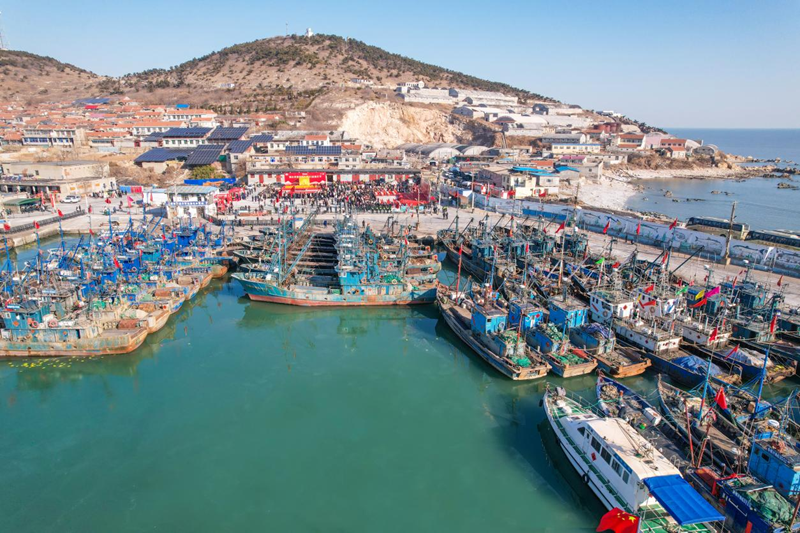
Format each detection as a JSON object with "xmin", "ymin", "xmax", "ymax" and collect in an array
[{"xmin": 0, "ymin": 327, "xmax": 149, "ymax": 357}]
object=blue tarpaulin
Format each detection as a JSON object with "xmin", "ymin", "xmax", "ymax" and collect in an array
[
  {"xmin": 673, "ymin": 355, "xmax": 722, "ymax": 377},
  {"xmin": 511, "ymin": 166, "xmax": 557, "ymax": 176},
  {"xmin": 555, "ymin": 165, "xmax": 580, "ymax": 173},
  {"xmin": 184, "ymin": 177, "xmax": 236, "ymax": 186},
  {"xmin": 643, "ymin": 475, "xmax": 724, "ymax": 525}
]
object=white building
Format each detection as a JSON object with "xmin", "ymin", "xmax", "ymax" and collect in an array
[
  {"xmin": 165, "ymin": 185, "xmax": 219, "ymax": 219},
  {"xmin": 551, "ymin": 143, "xmax": 602, "ymax": 155},
  {"xmin": 449, "ymin": 89, "xmax": 518, "ymax": 106},
  {"xmin": 400, "ymin": 88, "xmax": 456, "ymax": 104}
]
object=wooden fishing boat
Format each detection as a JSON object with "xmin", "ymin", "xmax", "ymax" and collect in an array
[
  {"xmin": 437, "ymin": 287, "xmax": 549, "ymax": 381},
  {"xmin": 656, "ymin": 377, "xmax": 746, "ymax": 472},
  {"xmin": 596, "ymin": 374, "xmax": 689, "ymax": 469},
  {"xmin": 571, "ymin": 323, "xmax": 650, "ymax": 378}
]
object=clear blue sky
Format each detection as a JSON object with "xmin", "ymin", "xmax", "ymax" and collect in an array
[{"xmin": 3, "ymin": 0, "xmax": 799, "ymax": 128}]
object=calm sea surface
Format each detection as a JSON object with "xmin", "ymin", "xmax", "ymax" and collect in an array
[{"xmin": 625, "ymin": 129, "xmax": 800, "ymax": 230}]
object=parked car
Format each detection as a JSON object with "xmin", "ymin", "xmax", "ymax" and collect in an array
[{"xmin": 62, "ymin": 195, "xmax": 81, "ymax": 203}]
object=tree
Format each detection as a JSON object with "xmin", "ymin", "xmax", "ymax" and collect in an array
[{"xmin": 190, "ymin": 165, "xmax": 220, "ymax": 181}]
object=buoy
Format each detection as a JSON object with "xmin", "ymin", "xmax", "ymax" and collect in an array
[{"xmin": 30, "ymin": 320, "xmax": 39, "ymax": 329}]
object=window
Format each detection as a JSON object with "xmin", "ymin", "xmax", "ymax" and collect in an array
[
  {"xmin": 578, "ymin": 427, "xmax": 586, "ymax": 436},
  {"xmin": 622, "ymin": 471, "xmax": 630, "ymax": 484},
  {"xmin": 612, "ymin": 461, "xmax": 622, "ymax": 476},
  {"xmin": 600, "ymin": 448, "xmax": 612, "ymax": 464},
  {"xmin": 591, "ymin": 437, "xmax": 601, "ymax": 452}
]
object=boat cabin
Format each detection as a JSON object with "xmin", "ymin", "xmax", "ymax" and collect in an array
[
  {"xmin": 548, "ymin": 296, "xmax": 587, "ymax": 329},
  {"xmin": 471, "ymin": 305, "xmax": 507, "ymax": 335},
  {"xmin": 507, "ymin": 300, "xmax": 543, "ymax": 334},
  {"xmin": 748, "ymin": 432, "xmax": 800, "ymax": 501},
  {"xmin": 614, "ymin": 321, "xmax": 681, "ymax": 354},
  {"xmin": 589, "ymin": 290, "xmax": 633, "ymax": 325},
  {"xmin": 561, "ymin": 411, "xmax": 682, "ymax": 511}
]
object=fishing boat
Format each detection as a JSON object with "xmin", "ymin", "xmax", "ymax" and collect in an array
[
  {"xmin": 657, "ymin": 377, "xmax": 746, "ymax": 471},
  {"xmin": 596, "ymin": 374, "xmax": 689, "ymax": 469},
  {"xmin": 543, "ymin": 386, "xmax": 723, "ymax": 531},
  {"xmin": 234, "ymin": 215, "xmax": 438, "ymax": 306},
  {"xmin": 571, "ymin": 324, "xmax": 650, "ymax": 378},
  {"xmin": 689, "ymin": 469, "xmax": 800, "ymax": 533},
  {"xmin": 437, "ymin": 286, "xmax": 549, "ymax": 380},
  {"xmin": 0, "ymin": 298, "xmax": 148, "ymax": 357},
  {"xmin": 526, "ymin": 322, "xmax": 597, "ymax": 377}
]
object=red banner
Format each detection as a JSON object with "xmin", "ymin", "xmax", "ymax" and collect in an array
[{"xmin": 283, "ymin": 172, "xmax": 326, "ymax": 186}]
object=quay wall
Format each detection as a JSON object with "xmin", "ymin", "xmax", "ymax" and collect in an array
[{"xmin": 443, "ymin": 185, "xmax": 800, "ymax": 278}]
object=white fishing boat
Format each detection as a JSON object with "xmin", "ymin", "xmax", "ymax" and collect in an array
[{"xmin": 543, "ymin": 386, "xmax": 723, "ymax": 532}]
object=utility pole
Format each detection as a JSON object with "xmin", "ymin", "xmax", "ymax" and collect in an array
[
  {"xmin": 723, "ymin": 201, "xmax": 737, "ymax": 265},
  {"xmin": 0, "ymin": 11, "xmax": 8, "ymax": 51}
]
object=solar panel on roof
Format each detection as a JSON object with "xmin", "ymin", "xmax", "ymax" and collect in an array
[
  {"xmin": 185, "ymin": 145, "xmax": 224, "ymax": 166},
  {"xmin": 249, "ymin": 134, "xmax": 274, "ymax": 143},
  {"xmin": 163, "ymin": 127, "xmax": 212, "ymax": 138},
  {"xmin": 135, "ymin": 148, "xmax": 193, "ymax": 163},
  {"xmin": 227, "ymin": 140, "xmax": 254, "ymax": 154},
  {"xmin": 208, "ymin": 127, "xmax": 248, "ymax": 141}
]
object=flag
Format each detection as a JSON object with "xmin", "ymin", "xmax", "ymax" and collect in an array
[
  {"xmin": 89, "ymin": 228, "xmax": 94, "ymax": 236},
  {"xmin": 105, "ymin": 197, "xmax": 111, "ymax": 204},
  {"xmin": 695, "ymin": 289, "xmax": 705, "ymax": 301},
  {"xmin": 714, "ymin": 387, "xmax": 728, "ymax": 410},
  {"xmin": 556, "ymin": 221, "xmax": 566, "ymax": 233},
  {"xmin": 539, "ymin": 190, "xmax": 547, "ymax": 198},
  {"xmin": 777, "ymin": 275, "xmax": 783, "ymax": 287},
  {"xmin": 162, "ymin": 233, "xmax": 167, "ymax": 241},
  {"xmin": 706, "ymin": 286, "xmax": 721, "ymax": 298},
  {"xmin": 639, "ymin": 300, "xmax": 657, "ymax": 307},
  {"xmin": 669, "ymin": 218, "xmax": 678, "ymax": 230},
  {"xmin": 596, "ymin": 507, "xmax": 639, "ymax": 533},
  {"xmin": 2, "ymin": 223, "xmax": 9, "ymax": 232},
  {"xmin": 770, "ymin": 314, "xmax": 777, "ymax": 334},
  {"xmin": 709, "ymin": 327, "xmax": 718, "ymax": 342},
  {"xmin": 57, "ymin": 209, "xmax": 64, "ymax": 218},
  {"xmin": 595, "ymin": 257, "xmax": 605, "ymax": 266},
  {"xmin": 691, "ymin": 297, "xmax": 707, "ymax": 308},
  {"xmin": 661, "ymin": 251, "xmax": 669, "ymax": 265},
  {"xmin": 724, "ymin": 345, "xmax": 739, "ymax": 359},
  {"xmin": 113, "ymin": 257, "xmax": 122, "ymax": 270},
  {"xmin": 611, "ymin": 261, "xmax": 620, "ymax": 269},
  {"xmin": 636, "ymin": 222, "xmax": 641, "ymax": 235},
  {"xmin": 603, "ymin": 221, "xmax": 610, "ymax": 234},
  {"xmin": 34, "ymin": 221, "xmax": 40, "ymax": 230},
  {"xmin": 644, "ymin": 284, "xmax": 655, "ymax": 293},
  {"xmin": 524, "ymin": 243, "xmax": 529, "ymax": 254},
  {"xmin": 676, "ymin": 285, "xmax": 688, "ymax": 295},
  {"xmin": 458, "ymin": 244, "xmax": 463, "ymax": 255}
]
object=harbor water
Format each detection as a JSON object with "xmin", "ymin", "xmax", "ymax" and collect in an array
[{"xmin": 625, "ymin": 128, "xmax": 800, "ymax": 230}]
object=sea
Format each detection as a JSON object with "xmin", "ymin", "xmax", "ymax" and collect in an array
[{"xmin": 624, "ymin": 129, "xmax": 800, "ymax": 231}]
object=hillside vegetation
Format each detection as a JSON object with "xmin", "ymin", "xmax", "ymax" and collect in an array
[
  {"xmin": 116, "ymin": 34, "xmax": 554, "ymax": 113},
  {"xmin": 0, "ymin": 50, "xmax": 102, "ymax": 103}
]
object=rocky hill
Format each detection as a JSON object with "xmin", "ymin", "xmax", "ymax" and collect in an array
[
  {"xmin": 116, "ymin": 34, "xmax": 553, "ymax": 111},
  {"xmin": 0, "ymin": 50, "xmax": 103, "ymax": 103}
]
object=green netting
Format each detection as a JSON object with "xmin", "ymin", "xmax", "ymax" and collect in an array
[
  {"xmin": 542, "ymin": 323, "xmax": 566, "ymax": 342},
  {"xmin": 728, "ymin": 480, "xmax": 793, "ymax": 526},
  {"xmin": 513, "ymin": 357, "xmax": 531, "ymax": 367},
  {"xmin": 552, "ymin": 351, "xmax": 586, "ymax": 365}
]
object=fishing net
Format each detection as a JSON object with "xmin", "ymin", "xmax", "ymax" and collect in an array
[
  {"xmin": 553, "ymin": 351, "xmax": 586, "ymax": 365},
  {"xmin": 727, "ymin": 479, "xmax": 793, "ymax": 525}
]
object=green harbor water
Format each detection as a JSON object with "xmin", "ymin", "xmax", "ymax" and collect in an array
[{"xmin": 1, "ymin": 241, "xmax": 797, "ymax": 532}]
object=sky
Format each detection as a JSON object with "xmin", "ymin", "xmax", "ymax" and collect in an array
[{"xmin": 2, "ymin": 0, "xmax": 799, "ymax": 128}]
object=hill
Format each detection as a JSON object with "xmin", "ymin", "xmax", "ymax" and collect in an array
[
  {"xmin": 0, "ymin": 50, "xmax": 103, "ymax": 103},
  {"xmin": 118, "ymin": 34, "xmax": 553, "ymax": 111}
]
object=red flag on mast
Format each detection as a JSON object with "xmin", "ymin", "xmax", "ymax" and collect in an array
[
  {"xmin": 715, "ymin": 387, "xmax": 728, "ymax": 410},
  {"xmin": 556, "ymin": 221, "xmax": 566, "ymax": 233},
  {"xmin": 596, "ymin": 507, "xmax": 640, "ymax": 533},
  {"xmin": 636, "ymin": 222, "xmax": 641, "ymax": 235},
  {"xmin": 669, "ymin": 218, "xmax": 678, "ymax": 230},
  {"xmin": 34, "ymin": 221, "xmax": 40, "ymax": 230},
  {"xmin": 770, "ymin": 314, "xmax": 778, "ymax": 334},
  {"xmin": 644, "ymin": 284, "xmax": 655, "ymax": 293},
  {"xmin": 57, "ymin": 209, "xmax": 64, "ymax": 217},
  {"xmin": 709, "ymin": 327, "xmax": 718, "ymax": 342},
  {"xmin": 777, "ymin": 275, "xmax": 783, "ymax": 287},
  {"xmin": 603, "ymin": 221, "xmax": 610, "ymax": 234}
]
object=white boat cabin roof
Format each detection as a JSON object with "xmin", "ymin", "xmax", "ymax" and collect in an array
[{"xmin": 569, "ymin": 413, "xmax": 681, "ymax": 481}]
